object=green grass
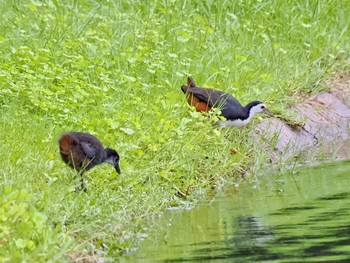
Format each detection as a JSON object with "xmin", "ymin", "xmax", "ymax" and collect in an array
[{"xmin": 0, "ymin": 0, "xmax": 349, "ymax": 261}]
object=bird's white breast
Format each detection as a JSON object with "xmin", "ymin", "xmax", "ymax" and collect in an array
[{"xmin": 218, "ymin": 118, "xmax": 251, "ymax": 127}]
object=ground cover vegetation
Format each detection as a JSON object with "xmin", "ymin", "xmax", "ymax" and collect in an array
[{"xmin": 0, "ymin": 0, "xmax": 349, "ymax": 261}]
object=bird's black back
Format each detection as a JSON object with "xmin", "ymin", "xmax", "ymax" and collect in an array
[
  {"xmin": 183, "ymin": 86, "xmax": 248, "ymax": 120},
  {"xmin": 59, "ymin": 132, "xmax": 105, "ymax": 172}
]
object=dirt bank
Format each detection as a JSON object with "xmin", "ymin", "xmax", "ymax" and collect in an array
[{"xmin": 254, "ymin": 73, "xmax": 350, "ymax": 163}]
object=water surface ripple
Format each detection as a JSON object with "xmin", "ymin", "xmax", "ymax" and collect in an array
[{"xmin": 124, "ymin": 161, "xmax": 350, "ymax": 263}]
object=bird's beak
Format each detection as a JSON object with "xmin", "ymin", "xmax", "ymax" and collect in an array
[
  {"xmin": 264, "ymin": 108, "xmax": 274, "ymax": 117},
  {"xmin": 115, "ymin": 163, "xmax": 121, "ymax": 174}
]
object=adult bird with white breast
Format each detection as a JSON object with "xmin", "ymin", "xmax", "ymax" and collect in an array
[{"xmin": 181, "ymin": 77, "xmax": 272, "ymax": 127}]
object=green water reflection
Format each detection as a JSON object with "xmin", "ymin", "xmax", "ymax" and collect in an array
[{"xmin": 125, "ymin": 161, "xmax": 350, "ymax": 262}]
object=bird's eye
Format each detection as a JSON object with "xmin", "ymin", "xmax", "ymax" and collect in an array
[{"xmin": 261, "ymin": 105, "xmax": 265, "ymax": 109}]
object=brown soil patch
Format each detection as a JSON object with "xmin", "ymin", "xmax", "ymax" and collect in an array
[{"xmin": 254, "ymin": 73, "xmax": 350, "ymax": 163}]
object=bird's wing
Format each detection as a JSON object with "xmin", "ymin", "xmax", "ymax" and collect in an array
[
  {"xmin": 80, "ymin": 141, "xmax": 97, "ymax": 159},
  {"xmin": 186, "ymin": 87, "xmax": 239, "ymax": 108}
]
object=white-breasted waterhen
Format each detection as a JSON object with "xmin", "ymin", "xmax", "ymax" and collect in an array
[
  {"xmin": 59, "ymin": 132, "xmax": 121, "ymax": 192},
  {"xmin": 181, "ymin": 77, "xmax": 273, "ymax": 127}
]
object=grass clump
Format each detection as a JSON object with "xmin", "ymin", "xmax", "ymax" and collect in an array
[{"xmin": 0, "ymin": 0, "xmax": 349, "ymax": 260}]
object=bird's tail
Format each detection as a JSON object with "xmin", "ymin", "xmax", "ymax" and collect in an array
[{"xmin": 59, "ymin": 134, "xmax": 74, "ymax": 155}]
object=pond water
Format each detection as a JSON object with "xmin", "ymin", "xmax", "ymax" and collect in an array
[{"xmin": 123, "ymin": 161, "xmax": 350, "ymax": 262}]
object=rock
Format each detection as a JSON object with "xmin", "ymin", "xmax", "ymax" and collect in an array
[{"xmin": 254, "ymin": 74, "xmax": 350, "ymax": 162}]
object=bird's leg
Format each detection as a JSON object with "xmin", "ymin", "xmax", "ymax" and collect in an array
[
  {"xmin": 81, "ymin": 174, "xmax": 87, "ymax": 192},
  {"xmin": 75, "ymin": 170, "xmax": 87, "ymax": 193},
  {"xmin": 74, "ymin": 172, "xmax": 80, "ymax": 194},
  {"xmin": 80, "ymin": 158, "xmax": 91, "ymax": 192}
]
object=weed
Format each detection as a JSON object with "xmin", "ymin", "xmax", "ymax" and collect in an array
[{"xmin": 0, "ymin": 0, "xmax": 349, "ymax": 260}]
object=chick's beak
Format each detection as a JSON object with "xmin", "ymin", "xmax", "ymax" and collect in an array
[{"xmin": 115, "ymin": 163, "xmax": 121, "ymax": 174}]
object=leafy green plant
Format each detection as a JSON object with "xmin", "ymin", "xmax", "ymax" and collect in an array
[
  {"xmin": 0, "ymin": 0, "xmax": 349, "ymax": 260},
  {"xmin": 0, "ymin": 186, "xmax": 70, "ymax": 262}
]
